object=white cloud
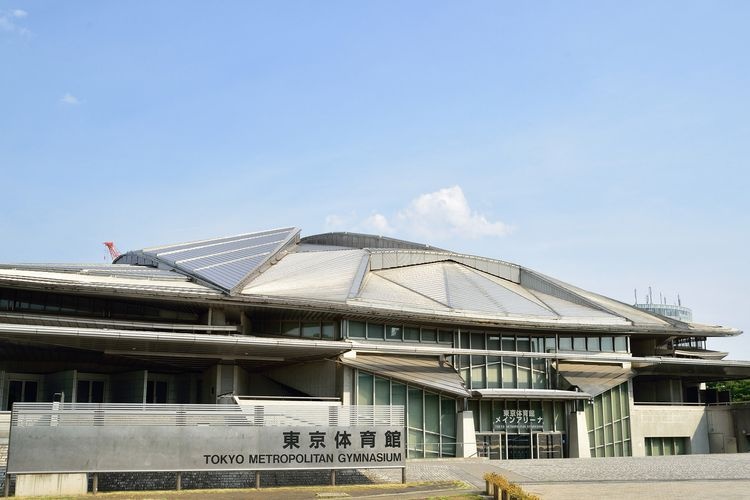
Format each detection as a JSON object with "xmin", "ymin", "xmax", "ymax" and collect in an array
[
  {"xmin": 324, "ymin": 213, "xmax": 356, "ymax": 231},
  {"xmin": 362, "ymin": 213, "xmax": 394, "ymax": 235},
  {"xmin": 397, "ymin": 186, "xmax": 512, "ymax": 239},
  {"xmin": 0, "ymin": 9, "xmax": 30, "ymax": 36},
  {"xmin": 60, "ymin": 93, "xmax": 80, "ymax": 105},
  {"xmin": 323, "ymin": 185, "xmax": 512, "ymax": 242}
]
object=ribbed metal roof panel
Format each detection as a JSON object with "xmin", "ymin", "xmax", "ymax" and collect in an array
[
  {"xmin": 446, "ymin": 264, "xmax": 557, "ymax": 317},
  {"xmin": 0, "ymin": 269, "xmax": 220, "ymax": 297},
  {"xmin": 356, "ymin": 274, "xmax": 447, "ymax": 309},
  {"xmin": 374, "ymin": 263, "xmax": 450, "ymax": 305},
  {"xmin": 241, "ymin": 249, "xmax": 365, "ymax": 302},
  {"xmin": 145, "ymin": 228, "xmax": 290, "ymax": 254},
  {"xmin": 532, "ymin": 292, "xmax": 624, "ymax": 320},
  {"xmin": 131, "ymin": 227, "xmax": 299, "ymax": 292},
  {"xmin": 0, "ymin": 263, "xmax": 185, "ymax": 280}
]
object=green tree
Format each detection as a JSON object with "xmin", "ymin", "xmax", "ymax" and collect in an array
[{"xmin": 709, "ymin": 379, "xmax": 750, "ymax": 402}]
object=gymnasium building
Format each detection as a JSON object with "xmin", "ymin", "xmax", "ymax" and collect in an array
[{"xmin": 1, "ymin": 227, "xmax": 749, "ymax": 460}]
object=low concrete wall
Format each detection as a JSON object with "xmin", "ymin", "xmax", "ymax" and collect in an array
[
  {"xmin": 630, "ymin": 405, "xmax": 709, "ymax": 456},
  {"xmin": 15, "ymin": 473, "xmax": 87, "ymax": 497}
]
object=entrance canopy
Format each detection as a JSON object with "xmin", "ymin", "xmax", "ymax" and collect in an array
[
  {"xmin": 555, "ymin": 361, "xmax": 633, "ymax": 397},
  {"xmin": 339, "ymin": 353, "xmax": 471, "ymax": 398}
]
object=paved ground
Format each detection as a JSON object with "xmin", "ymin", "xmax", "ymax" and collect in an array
[
  {"xmin": 22, "ymin": 454, "xmax": 750, "ymax": 499},
  {"xmin": 396, "ymin": 454, "xmax": 750, "ymax": 499}
]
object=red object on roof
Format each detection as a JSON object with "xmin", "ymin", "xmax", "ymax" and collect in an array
[{"xmin": 103, "ymin": 241, "xmax": 121, "ymax": 261}]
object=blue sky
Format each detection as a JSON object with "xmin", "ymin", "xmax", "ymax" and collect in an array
[{"xmin": 1, "ymin": 2, "xmax": 748, "ymax": 358}]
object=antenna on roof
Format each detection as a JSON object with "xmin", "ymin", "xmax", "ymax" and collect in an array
[{"xmin": 103, "ymin": 242, "xmax": 121, "ymax": 262}]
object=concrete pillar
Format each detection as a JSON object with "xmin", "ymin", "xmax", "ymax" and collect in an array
[
  {"xmin": 567, "ymin": 411, "xmax": 591, "ymax": 458},
  {"xmin": 456, "ymin": 411, "xmax": 478, "ymax": 458}
]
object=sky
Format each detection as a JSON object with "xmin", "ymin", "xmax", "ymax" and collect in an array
[{"xmin": 1, "ymin": 2, "xmax": 748, "ymax": 359}]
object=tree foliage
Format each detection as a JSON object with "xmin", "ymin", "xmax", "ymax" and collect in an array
[{"xmin": 709, "ymin": 379, "xmax": 750, "ymax": 402}]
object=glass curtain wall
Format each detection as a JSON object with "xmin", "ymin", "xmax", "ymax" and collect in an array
[
  {"xmin": 584, "ymin": 381, "xmax": 632, "ymax": 457},
  {"xmin": 645, "ymin": 437, "xmax": 689, "ymax": 456},
  {"xmin": 356, "ymin": 371, "xmax": 457, "ymax": 458}
]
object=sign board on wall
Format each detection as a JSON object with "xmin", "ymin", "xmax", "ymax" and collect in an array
[
  {"xmin": 7, "ymin": 404, "xmax": 406, "ymax": 474},
  {"xmin": 492, "ymin": 409, "xmax": 544, "ymax": 431}
]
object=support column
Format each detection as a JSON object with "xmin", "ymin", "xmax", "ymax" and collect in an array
[{"xmin": 456, "ymin": 411, "xmax": 477, "ymax": 458}]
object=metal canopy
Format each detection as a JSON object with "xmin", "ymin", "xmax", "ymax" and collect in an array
[
  {"xmin": 339, "ymin": 353, "xmax": 471, "ymax": 398},
  {"xmin": 0, "ymin": 323, "xmax": 350, "ymax": 363},
  {"xmin": 555, "ymin": 361, "xmax": 634, "ymax": 396},
  {"xmin": 474, "ymin": 388, "xmax": 593, "ymax": 400}
]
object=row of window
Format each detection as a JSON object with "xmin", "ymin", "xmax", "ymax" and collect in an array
[
  {"xmin": 456, "ymin": 355, "xmax": 549, "ymax": 390},
  {"xmin": 645, "ymin": 436, "xmax": 689, "ymax": 456},
  {"xmin": 0, "ymin": 287, "xmax": 200, "ymax": 323},
  {"xmin": 356, "ymin": 371, "xmax": 457, "ymax": 458},
  {"xmin": 347, "ymin": 321, "xmax": 453, "ymax": 344},
  {"xmin": 348, "ymin": 322, "xmax": 631, "ymax": 354}
]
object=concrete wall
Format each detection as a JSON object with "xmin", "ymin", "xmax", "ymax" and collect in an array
[
  {"xmin": 15, "ymin": 473, "xmax": 87, "ymax": 497},
  {"xmin": 264, "ymin": 360, "xmax": 338, "ymax": 398},
  {"xmin": 707, "ymin": 406, "xmax": 737, "ymax": 453},
  {"xmin": 730, "ymin": 403, "xmax": 750, "ymax": 453},
  {"xmin": 630, "ymin": 405, "xmax": 709, "ymax": 456}
]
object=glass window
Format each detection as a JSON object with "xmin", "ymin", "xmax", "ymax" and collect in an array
[
  {"xmin": 408, "ymin": 388, "xmax": 423, "ymax": 428},
  {"xmin": 76, "ymin": 380, "xmax": 90, "ymax": 403},
  {"xmin": 587, "ymin": 337, "xmax": 600, "ymax": 351},
  {"xmin": 391, "ymin": 383, "xmax": 406, "ymax": 408},
  {"xmin": 517, "ymin": 362, "xmax": 532, "ymax": 389},
  {"xmin": 386, "ymin": 325, "xmax": 402, "ymax": 341},
  {"xmin": 517, "ymin": 337, "xmax": 531, "ymax": 352},
  {"xmin": 600, "ymin": 336, "xmax": 614, "ymax": 351},
  {"xmin": 573, "ymin": 337, "xmax": 587, "ymax": 351},
  {"xmin": 425, "ymin": 432, "xmax": 440, "ymax": 457},
  {"xmin": 544, "ymin": 337, "xmax": 556, "ymax": 352},
  {"xmin": 424, "ymin": 393, "xmax": 440, "ymax": 433},
  {"xmin": 367, "ymin": 323, "xmax": 385, "ymax": 340},
  {"xmin": 471, "ymin": 333, "xmax": 485, "ymax": 350},
  {"xmin": 502, "ymin": 361, "xmax": 516, "ymax": 388},
  {"xmin": 615, "ymin": 336, "xmax": 628, "ymax": 352},
  {"xmin": 487, "ymin": 335, "xmax": 500, "ymax": 350},
  {"xmin": 281, "ymin": 321, "xmax": 300, "ymax": 336},
  {"xmin": 501, "ymin": 336, "xmax": 515, "ymax": 351},
  {"xmin": 408, "ymin": 429, "xmax": 424, "ymax": 458},
  {"xmin": 301, "ymin": 322, "xmax": 320, "ymax": 338},
  {"xmin": 375, "ymin": 377, "xmax": 390, "ymax": 405},
  {"xmin": 349, "ymin": 321, "xmax": 366, "ymax": 338},
  {"xmin": 480, "ymin": 401, "xmax": 493, "ymax": 432},
  {"xmin": 358, "ymin": 372, "xmax": 373, "ymax": 405},
  {"xmin": 559, "ymin": 337, "xmax": 572, "ymax": 350},
  {"xmin": 321, "ymin": 322, "xmax": 335, "ymax": 339},
  {"xmin": 422, "ymin": 328, "xmax": 437, "ymax": 342},
  {"xmin": 404, "ymin": 327, "xmax": 420, "ymax": 342},
  {"xmin": 470, "ymin": 366, "xmax": 485, "ymax": 389},
  {"xmin": 441, "ymin": 398, "xmax": 456, "ymax": 437},
  {"xmin": 438, "ymin": 330, "xmax": 453, "ymax": 344},
  {"xmin": 487, "ymin": 363, "xmax": 501, "ymax": 389},
  {"xmin": 460, "ymin": 332, "xmax": 470, "ymax": 349}
]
